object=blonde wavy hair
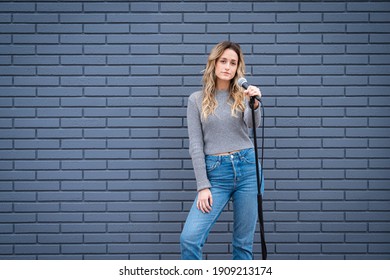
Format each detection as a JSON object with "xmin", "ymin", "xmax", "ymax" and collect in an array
[{"xmin": 201, "ymin": 41, "xmax": 246, "ymax": 120}]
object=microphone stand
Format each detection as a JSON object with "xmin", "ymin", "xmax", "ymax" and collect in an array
[{"xmin": 249, "ymin": 96, "xmax": 267, "ymax": 260}]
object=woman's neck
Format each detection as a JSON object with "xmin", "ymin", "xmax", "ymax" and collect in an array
[{"xmin": 216, "ymin": 80, "xmax": 230, "ymax": 91}]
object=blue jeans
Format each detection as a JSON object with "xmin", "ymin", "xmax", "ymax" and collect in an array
[{"xmin": 180, "ymin": 148, "xmax": 264, "ymax": 260}]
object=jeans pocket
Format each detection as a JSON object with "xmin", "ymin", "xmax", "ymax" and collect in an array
[
  {"xmin": 242, "ymin": 148, "xmax": 256, "ymax": 164},
  {"xmin": 205, "ymin": 157, "xmax": 221, "ymax": 172}
]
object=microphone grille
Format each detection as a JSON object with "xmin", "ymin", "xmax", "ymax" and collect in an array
[{"xmin": 237, "ymin": 77, "xmax": 247, "ymax": 87}]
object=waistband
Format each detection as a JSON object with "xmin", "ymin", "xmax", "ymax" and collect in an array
[{"xmin": 205, "ymin": 148, "xmax": 253, "ymax": 161}]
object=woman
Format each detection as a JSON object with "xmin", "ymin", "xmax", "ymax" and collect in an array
[{"xmin": 180, "ymin": 41, "xmax": 264, "ymax": 260}]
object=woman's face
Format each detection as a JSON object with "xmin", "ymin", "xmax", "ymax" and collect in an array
[{"xmin": 215, "ymin": 48, "xmax": 238, "ymax": 83}]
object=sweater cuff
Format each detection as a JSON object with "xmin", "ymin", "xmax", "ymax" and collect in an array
[{"xmin": 196, "ymin": 180, "xmax": 212, "ymax": 192}]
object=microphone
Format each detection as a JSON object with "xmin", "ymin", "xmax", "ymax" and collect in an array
[{"xmin": 238, "ymin": 77, "xmax": 261, "ymax": 102}]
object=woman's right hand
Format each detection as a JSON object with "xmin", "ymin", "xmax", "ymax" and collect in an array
[{"xmin": 197, "ymin": 188, "xmax": 213, "ymax": 214}]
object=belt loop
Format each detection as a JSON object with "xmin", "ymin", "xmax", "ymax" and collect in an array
[{"xmin": 238, "ymin": 149, "xmax": 243, "ymax": 160}]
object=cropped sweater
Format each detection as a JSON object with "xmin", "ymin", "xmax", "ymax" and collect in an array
[{"xmin": 187, "ymin": 90, "xmax": 261, "ymax": 191}]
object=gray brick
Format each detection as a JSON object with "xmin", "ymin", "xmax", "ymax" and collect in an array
[
  {"xmin": 346, "ymin": 212, "xmax": 390, "ymax": 222},
  {"xmin": 277, "ymin": 13, "xmax": 321, "ymax": 23},
  {"xmin": 61, "ymin": 55, "xmax": 106, "ymax": 65},
  {"xmin": 61, "ymin": 118, "xmax": 106, "ymax": 127},
  {"xmin": 0, "ymin": 129, "xmax": 35, "ymax": 139},
  {"xmin": 348, "ymin": 44, "xmax": 389, "ymax": 54},
  {"xmin": 369, "ymin": 223, "xmax": 390, "ymax": 232},
  {"xmin": 38, "ymin": 234, "xmax": 83, "ymax": 244},
  {"xmin": 277, "ymin": 34, "xmax": 322, "ymax": 43},
  {"xmin": 131, "ymin": 213, "xmax": 158, "ymax": 222},
  {"xmin": 277, "ymin": 244, "xmax": 321, "ymax": 253},
  {"xmin": 61, "ymin": 97, "xmax": 106, "ymax": 107},
  {"xmin": 84, "ymin": 150, "xmax": 130, "ymax": 159},
  {"xmin": 60, "ymin": 14, "xmax": 105, "ymax": 23},
  {"xmin": 14, "ymin": 182, "xmax": 60, "ymax": 191},
  {"xmin": 14, "ymin": 203, "xmax": 59, "ymax": 212},
  {"xmin": 276, "ymin": 202, "xmax": 320, "ymax": 211},
  {"xmin": 184, "ymin": 34, "xmax": 229, "ymax": 43},
  {"xmin": 85, "ymin": 87, "xmax": 129, "ymax": 97},
  {"xmin": 108, "ymin": 202, "xmax": 181, "ymax": 212},
  {"xmin": 15, "ymin": 224, "xmax": 59, "ymax": 233},
  {"xmin": 84, "ymin": 24, "xmax": 129, "ymax": 34},
  {"xmin": 84, "ymin": 213, "xmax": 129, "ymax": 222},
  {"xmin": 14, "ymin": 119, "xmax": 60, "ymax": 128},
  {"xmin": 0, "ymin": 171, "xmax": 35, "ymax": 180},
  {"xmin": 131, "ymin": 170, "xmax": 158, "ymax": 179},
  {"xmin": 0, "ymin": 3, "xmax": 34, "ymax": 12},
  {"xmin": 108, "ymin": 118, "xmax": 182, "ymax": 128},
  {"xmin": 37, "ymin": 213, "xmax": 82, "ymax": 222},
  {"xmin": 61, "ymin": 203, "xmax": 105, "ymax": 212},
  {"xmin": 14, "ymin": 76, "xmax": 59, "ymax": 86},
  {"xmin": 161, "ymin": 24, "xmax": 205, "ymax": 34},
  {"xmin": 131, "ymin": 191, "xmax": 158, "ymax": 201},
  {"xmin": 36, "ymin": 3, "xmax": 81, "ymax": 12},
  {"xmin": 84, "ymin": 3, "xmax": 128, "ymax": 12},
  {"xmin": 0, "ymin": 151, "xmax": 30, "ymax": 161},
  {"xmin": 61, "ymin": 245, "xmax": 106, "ymax": 254},
  {"xmin": 37, "ymin": 171, "xmax": 82, "ymax": 180},
  {"xmin": 254, "ymin": 2, "xmax": 298, "ymax": 12},
  {"xmin": 0, "ymin": 214, "xmax": 36, "ymax": 223},
  {"xmin": 108, "ymin": 13, "xmax": 181, "ymax": 23},
  {"xmin": 108, "ymin": 159, "xmax": 181, "ymax": 170},
  {"xmin": 84, "ymin": 233, "xmax": 129, "ymax": 243},
  {"xmin": 84, "ymin": 171, "xmax": 128, "ymax": 180},
  {"xmin": 0, "ymin": 234, "xmax": 36, "ymax": 244},
  {"xmin": 61, "ymin": 34, "xmax": 105, "ymax": 44},
  {"xmin": 108, "ymin": 34, "xmax": 181, "ymax": 44},
  {"xmin": 61, "ymin": 224, "xmax": 106, "ymax": 233},
  {"xmin": 37, "ymin": 108, "xmax": 82, "ymax": 117},
  {"xmin": 346, "ymin": 233, "xmax": 390, "ymax": 243},
  {"xmin": 299, "ymin": 212, "xmax": 345, "ymax": 222},
  {"xmin": 38, "ymin": 192, "xmax": 82, "ymax": 202},
  {"xmin": 108, "ymin": 76, "xmax": 181, "ymax": 86},
  {"xmin": 368, "ymin": 244, "xmax": 390, "ymax": 254},
  {"xmin": 131, "ymin": 66, "xmax": 158, "ymax": 76},
  {"xmin": 301, "ymin": 44, "xmax": 345, "ymax": 54},
  {"xmin": 61, "ymin": 77, "xmax": 106, "ymax": 86},
  {"xmin": 108, "ymin": 223, "xmax": 181, "ymax": 234},
  {"xmin": 323, "ymin": 222, "xmax": 367, "ymax": 232},
  {"xmin": 130, "ymin": 233, "xmax": 159, "ymax": 243},
  {"xmin": 185, "ymin": 13, "xmax": 229, "ymax": 23},
  {"xmin": 37, "ymin": 150, "xmax": 83, "ymax": 159},
  {"xmin": 84, "ymin": 191, "xmax": 129, "ymax": 202},
  {"xmin": 0, "ymin": 45, "xmax": 34, "ymax": 55},
  {"xmin": 109, "ymin": 54, "xmax": 182, "ymax": 65},
  {"xmin": 39, "ymin": 66, "xmax": 84, "ymax": 76},
  {"xmin": 300, "ymin": 191, "xmax": 344, "ymax": 200},
  {"xmin": 0, "ymin": 23, "xmax": 35, "ymax": 34},
  {"xmin": 209, "ymin": 23, "xmax": 252, "ymax": 34},
  {"xmin": 15, "ymin": 160, "xmax": 60, "ymax": 170},
  {"xmin": 131, "ymin": 3, "xmax": 158, "ymax": 12},
  {"xmin": 300, "ymin": 233, "xmax": 344, "ymax": 243},
  {"xmin": 62, "ymin": 160, "xmax": 106, "ymax": 171},
  {"xmin": 15, "ymin": 245, "xmax": 60, "ymax": 255},
  {"xmin": 37, "ymin": 129, "xmax": 83, "ymax": 139}
]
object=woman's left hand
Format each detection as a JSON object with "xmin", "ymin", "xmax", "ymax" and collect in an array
[{"xmin": 244, "ymin": 85, "xmax": 262, "ymax": 109}]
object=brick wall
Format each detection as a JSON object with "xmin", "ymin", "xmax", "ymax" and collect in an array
[{"xmin": 0, "ymin": 0, "xmax": 389, "ymax": 260}]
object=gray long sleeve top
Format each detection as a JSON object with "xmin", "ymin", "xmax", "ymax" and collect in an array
[{"xmin": 187, "ymin": 89, "xmax": 262, "ymax": 191}]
